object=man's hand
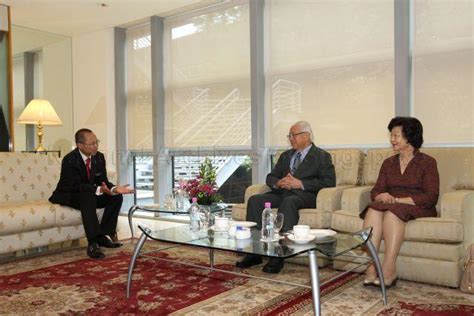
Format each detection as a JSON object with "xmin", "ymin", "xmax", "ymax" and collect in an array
[
  {"xmin": 374, "ymin": 192, "xmax": 396, "ymax": 204},
  {"xmin": 276, "ymin": 173, "xmax": 303, "ymax": 190},
  {"xmin": 285, "ymin": 173, "xmax": 303, "ymax": 190},
  {"xmin": 113, "ymin": 184, "xmax": 135, "ymax": 195},
  {"xmin": 100, "ymin": 182, "xmax": 114, "ymax": 195}
]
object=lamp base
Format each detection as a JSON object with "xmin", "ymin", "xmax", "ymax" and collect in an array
[{"xmin": 35, "ymin": 145, "xmax": 47, "ymax": 152}]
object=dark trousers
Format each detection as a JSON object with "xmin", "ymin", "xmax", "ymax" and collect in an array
[
  {"xmin": 246, "ymin": 190, "xmax": 315, "ymax": 232},
  {"xmin": 69, "ymin": 191, "xmax": 123, "ymax": 243}
]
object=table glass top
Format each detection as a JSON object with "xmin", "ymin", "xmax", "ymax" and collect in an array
[
  {"xmin": 138, "ymin": 224, "xmax": 372, "ymax": 259},
  {"xmin": 135, "ymin": 202, "xmax": 227, "ymax": 214}
]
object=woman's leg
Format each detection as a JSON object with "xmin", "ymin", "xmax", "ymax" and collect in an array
[
  {"xmin": 381, "ymin": 211, "xmax": 406, "ymax": 280},
  {"xmin": 363, "ymin": 208, "xmax": 384, "ymax": 277}
]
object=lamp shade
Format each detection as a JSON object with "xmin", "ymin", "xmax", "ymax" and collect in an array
[{"xmin": 17, "ymin": 99, "xmax": 62, "ymax": 125}]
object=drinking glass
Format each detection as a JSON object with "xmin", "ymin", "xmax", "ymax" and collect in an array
[
  {"xmin": 273, "ymin": 213, "xmax": 284, "ymax": 240},
  {"xmin": 199, "ymin": 206, "xmax": 210, "ymax": 228}
]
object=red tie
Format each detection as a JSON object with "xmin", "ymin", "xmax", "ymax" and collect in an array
[{"xmin": 86, "ymin": 158, "xmax": 91, "ymax": 180}]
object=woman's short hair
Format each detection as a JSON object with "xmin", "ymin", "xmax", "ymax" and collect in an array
[{"xmin": 388, "ymin": 116, "xmax": 424, "ymax": 149}]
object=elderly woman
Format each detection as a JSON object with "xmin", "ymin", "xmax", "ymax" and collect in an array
[{"xmin": 361, "ymin": 117, "xmax": 439, "ymax": 287}]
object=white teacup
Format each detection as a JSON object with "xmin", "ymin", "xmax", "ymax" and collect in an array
[
  {"xmin": 235, "ymin": 227, "xmax": 251, "ymax": 239},
  {"xmin": 228, "ymin": 225, "xmax": 238, "ymax": 237},
  {"xmin": 215, "ymin": 217, "xmax": 229, "ymax": 230},
  {"xmin": 293, "ymin": 225, "xmax": 310, "ymax": 240}
]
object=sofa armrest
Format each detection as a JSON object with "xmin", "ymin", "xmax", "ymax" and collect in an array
[
  {"xmin": 244, "ymin": 184, "xmax": 271, "ymax": 204},
  {"xmin": 340, "ymin": 186, "xmax": 373, "ymax": 214},
  {"xmin": 440, "ymin": 190, "xmax": 474, "ymax": 248},
  {"xmin": 316, "ymin": 185, "xmax": 355, "ymax": 213}
]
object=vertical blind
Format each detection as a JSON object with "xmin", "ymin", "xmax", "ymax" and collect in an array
[
  {"xmin": 126, "ymin": 24, "xmax": 153, "ymax": 151},
  {"xmin": 164, "ymin": 3, "xmax": 251, "ymax": 148},
  {"xmin": 268, "ymin": 0, "xmax": 395, "ymax": 146},
  {"xmin": 413, "ymin": 0, "xmax": 473, "ymax": 144}
]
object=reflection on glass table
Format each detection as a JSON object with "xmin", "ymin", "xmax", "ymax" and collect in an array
[
  {"xmin": 127, "ymin": 202, "xmax": 227, "ymax": 238},
  {"xmin": 126, "ymin": 225, "xmax": 387, "ymax": 316}
]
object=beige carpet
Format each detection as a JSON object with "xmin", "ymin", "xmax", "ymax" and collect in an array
[{"xmin": 1, "ymin": 240, "xmax": 473, "ymax": 315}]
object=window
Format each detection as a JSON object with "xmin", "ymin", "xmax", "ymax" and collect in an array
[
  {"xmin": 126, "ymin": 24, "xmax": 153, "ymax": 150},
  {"xmin": 412, "ymin": 0, "xmax": 473, "ymax": 144},
  {"xmin": 164, "ymin": 3, "xmax": 251, "ymax": 148},
  {"xmin": 173, "ymin": 155, "xmax": 251, "ymax": 203},
  {"xmin": 268, "ymin": 0, "xmax": 395, "ymax": 146}
]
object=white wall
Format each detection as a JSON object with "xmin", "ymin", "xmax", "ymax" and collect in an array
[
  {"xmin": 42, "ymin": 39, "xmax": 73, "ymax": 153},
  {"xmin": 72, "ymin": 28, "xmax": 116, "ymax": 170}
]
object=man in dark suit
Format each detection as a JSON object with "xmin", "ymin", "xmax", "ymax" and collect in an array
[
  {"xmin": 49, "ymin": 128, "xmax": 135, "ymax": 259},
  {"xmin": 236, "ymin": 121, "xmax": 336, "ymax": 273}
]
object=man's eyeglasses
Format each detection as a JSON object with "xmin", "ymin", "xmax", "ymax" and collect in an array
[
  {"xmin": 81, "ymin": 140, "xmax": 100, "ymax": 147},
  {"xmin": 287, "ymin": 132, "xmax": 307, "ymax": 139}
]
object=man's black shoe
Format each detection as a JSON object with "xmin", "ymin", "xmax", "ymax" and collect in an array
[
  {"xmin": 262, "ymin": 258, "xmax": 284, "ymax": 274},
  {"xmin": 87, "ymin": 243, "xmax": 105, "ymax": 259},
  {"xmin": 235, "ymin": 254, "xmax": 263, "ymax": 269},
  {"xmin": 97, "ymin": 236, "xmax": 122, "ymax": 248}
]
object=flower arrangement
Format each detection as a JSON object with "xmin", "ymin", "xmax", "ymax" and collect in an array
[{"xmin": 180, "ymin": 158, "xmax": 222, "ymax": 205}]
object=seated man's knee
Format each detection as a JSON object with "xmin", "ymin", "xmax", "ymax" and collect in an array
[
  {"xmin": 114, "ymin": 194, "xmax": 123, "ymax": 203},
  {"xmin": 247, "ymin": 195, "xmax": 261, "ymax": 209},
  {"xmin": 279, "ymin": 196, "xmax": 302, "ymax": 210}
]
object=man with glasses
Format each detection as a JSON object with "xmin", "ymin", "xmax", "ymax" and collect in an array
[
  {"xmin": 236, "ymin": 121, "xmax": 336, "ymax": 273},
  {"xmin": 49, "ymin": 128, "xmax": 135, "ymax": 259}
]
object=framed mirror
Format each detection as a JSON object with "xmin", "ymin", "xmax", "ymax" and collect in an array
[
  {"xmin": 0, "ymin": 4, "xmax": 12, "ymax": 151},
  {"xmin": 11, "ymin": 25, "xmax": 73, "ymax": 154}
]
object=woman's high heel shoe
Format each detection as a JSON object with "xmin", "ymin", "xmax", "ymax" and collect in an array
[
  {"xmin": 373, "ymin": 275, "xmax": 398, "ymax": 288},
  {"xmin": 363, "ymin": 274, "xmax": 377, "ymax": 286}
]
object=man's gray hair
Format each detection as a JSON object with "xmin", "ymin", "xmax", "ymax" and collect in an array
[{"xmin": 293, "ymin": 121, "xmax": 314, "ymax": 141}]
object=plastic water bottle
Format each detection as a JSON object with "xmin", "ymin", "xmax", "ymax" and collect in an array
[
  {"xmin": 189, "ymin": 197, "xmax": 200, "ymax": 231},
  {"xmin": 261, "ymin": 202, "xmax": 274, "ymax": 241}
]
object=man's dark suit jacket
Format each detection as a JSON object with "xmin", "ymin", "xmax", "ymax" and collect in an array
[
  {"xmin": 266, "ymin": 143, "xmax": 336, "ymax": 206},
  {"xmin": 49, "ymin": 148, "xmax": 114, "ymax": 206}
]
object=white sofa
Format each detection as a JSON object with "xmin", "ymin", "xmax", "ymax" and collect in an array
[
  {"xmin": 232, "ymin": 149, "xmax": 364, "ymax": 228},
  {"xmin": 0, "ymin": 152, "xmax": 104, "ymax": 256},
  {"xmin": 233, "ymin": 147, "xmax": 474, "ymax": 287}
]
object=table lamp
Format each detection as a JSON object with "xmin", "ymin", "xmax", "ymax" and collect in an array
[{"xmin": 17, "ymin": 99, "xmax": 62, "ymax": 151}]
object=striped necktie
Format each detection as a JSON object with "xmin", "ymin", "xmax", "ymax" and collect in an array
[
  {"xmin": 85, "ymin": 158, "xmax": 91, "ymax": 180},
  {"xmin": 291, "ymin": 152, "xmax": 302, "ymax": 174}
]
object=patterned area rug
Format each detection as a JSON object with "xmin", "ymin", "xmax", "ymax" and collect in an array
[{"xmin": 0, "ymin": 241, "xmax": 473, "ymax": 315}]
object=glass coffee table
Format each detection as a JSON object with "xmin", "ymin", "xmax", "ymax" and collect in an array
[
  {"xmin": 127, "ymin": 203, "xmax": 227, "ymax": 238},
  {"xmin": 126, "ymin": 225, "xmax": 387, "ymax": 316}
]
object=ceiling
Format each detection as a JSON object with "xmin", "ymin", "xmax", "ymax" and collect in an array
[{"xmin": 2, "ymin": 0, "xmax": 221, "ymax": 37}]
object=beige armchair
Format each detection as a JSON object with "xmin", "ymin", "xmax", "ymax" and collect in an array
[
  {"xmin": 331, "ymin": 147, "xmax": 474, "ymax": 287},
  {"xmin": 232, "ymin": 149, "xmax": 364, "ymax": 228}
]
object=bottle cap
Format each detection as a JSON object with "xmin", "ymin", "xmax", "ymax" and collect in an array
[
  {"xmin": 264, "ymin": 202, "xmax": 271, "ymax": 208},
  {"xmin": 192, "ymin": 197, "xmax": 198, "ymax": 203}
]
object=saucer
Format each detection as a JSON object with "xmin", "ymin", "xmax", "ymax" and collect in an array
[
  {"xmin": 260, "ymin": 235, "xmax": 283, "ymax": 243},
  {"xmin": 287, "ymin": 233, "xmax": 316, "ymax": 244},
  {"xmin": 310, "ymin": 229, "xmax": 337, "ymax": 239},
  {"xmin": 230, "ymin": 221, "xmax": 257, "ymax": 228},
  {"xmin": 210, "ymin": 226, "xmax": 229, "ymax": 232}
]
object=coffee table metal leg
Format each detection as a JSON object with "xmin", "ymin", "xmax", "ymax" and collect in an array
[
  {"xmin": 308, "ymin": 249, "xmax": 321, "ymax": 316},
  {"xmin": 365, "ymin": 239, "xmax": 387, "ymax": 305},
  {"xmin": 127, "ymin": 232, "xmax": 147, "ymax": 298},
  {"xmin": 209, "ymin": 249, "xmax": 214, "ymax": 269},
  {"xmin": 128, "ymin": 205, "xmax": 138, "ymax": 240}
]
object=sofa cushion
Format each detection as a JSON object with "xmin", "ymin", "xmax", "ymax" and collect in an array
[
  {"xmin": 404, "ymin": 217, "xmax": 463, "ymax": 243},
  {"xmin": 331, "ymin": 209, "xmax": 463, "ymax": 243},
  {"xmin": 299, "ymin": 209, "xmax": 331, "ymax": 228},
  {"xmin": 327, "ymin": 149, "xmax": 363, "ymax": 186},
  {"xmin": 362, "ymin": 148, "xmax": 395, "ymax": 185},
  {"xmin": 0, "ymin": 153, "xmax": 60, "ymax": 203},
  {"xmin": 0, "ymin": 225, "xmax": 85, "ymax": 254},
  {"xmin": 0, "ymin": 200, "xmax": 57, "ymax": 235}
]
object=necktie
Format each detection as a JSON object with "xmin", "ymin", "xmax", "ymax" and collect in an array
[
  {"xmin": 291, "ymin": 152, "xmax": 302, "ymax": 174},
  {"xmin": 85, "ymin": 158, "xmax": 91, "ymax": 180}
]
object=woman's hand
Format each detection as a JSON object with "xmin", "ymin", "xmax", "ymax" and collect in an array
[{"xmin": 375, "ymin": 192, "xmax": 396, "ymax": 204}]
